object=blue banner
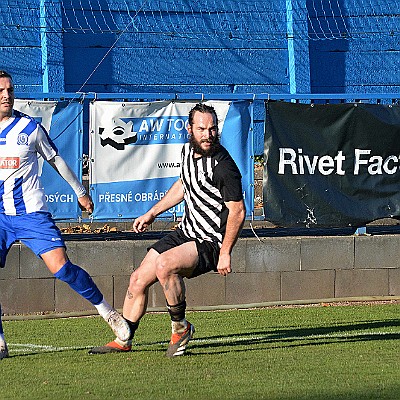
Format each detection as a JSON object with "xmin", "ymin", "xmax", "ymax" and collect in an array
[
  {"xmin": 43, "ymin": 102, "xmax": 83, "ymax": 220},
  {"xmin": 221, "ymin": 100, "xmax": 254, "ymax": 216},
  {"xmin": 14, "ymin": 100, "xmax": 84, "ymax": 220}
]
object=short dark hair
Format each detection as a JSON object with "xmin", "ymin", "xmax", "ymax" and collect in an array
[
  {"xmin": 0, "ymin": 70, "xmax": 12, "ymax": 80},
  {"xmin": 188, "ymin": 103, "xmax": 218, "ymax": 126}
]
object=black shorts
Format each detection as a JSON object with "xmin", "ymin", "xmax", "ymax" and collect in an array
[{"xmin": 149, "ymin": 227, "xmax": 220, "ymax": 278}]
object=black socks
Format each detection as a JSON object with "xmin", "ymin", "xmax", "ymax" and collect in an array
[{"xmin": 167, "ymin": 300, "xmax": 187, "ymax": 322}]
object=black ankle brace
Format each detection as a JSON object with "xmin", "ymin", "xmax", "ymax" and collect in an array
[{"xmin": 166, "ymin": 300, "xmax": 187, "ymax": 322}]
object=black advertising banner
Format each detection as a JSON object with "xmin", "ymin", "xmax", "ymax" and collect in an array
[{"xmin": 264, "ymin": 101, "xmax": 400, "ymax": 227}]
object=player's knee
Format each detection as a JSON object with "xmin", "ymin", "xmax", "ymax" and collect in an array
[
  {"xmin": 128, "ymin": 269, "xmax": 149, "ymax": 293},
  {"xmin": 54, "ymin": 260, "xmax": 79, "ymax": 284},
  {"xmin": 155, "ymin": 255, "xmax": 173, "ymax": 282}
]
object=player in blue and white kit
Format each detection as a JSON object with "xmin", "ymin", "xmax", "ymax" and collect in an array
[{"xmin": 0, "ymin": 70, "xmax": 130, "ymax": 360}]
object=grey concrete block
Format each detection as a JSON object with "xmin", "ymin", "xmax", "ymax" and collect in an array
[
  {"xmin": 113, "ymin": 275, "xmax": 130, "ymax": 309},
  {"xmin": 355, "ymin": 235, "xmax": 400, "ymax": 269},
  {"xmin": 281, "ymin": 270, "xmax": 335, "ymax": 301},
  {"xmin": 55, "ymin": 275, "xmax": 114, "ymax": 312},
  {"xmin": 148, "ymin": 281, "xmax": 167, "ymax": 309},
  {"xmin": 0, "ymin": 244, "xmax": 20, "ymax": 279},
  {"xmin": 133, "ymin": 240, "xmax": 157, "ymax": 268},
  {"xmin": 231, "ymin": 240, "xmax": 247, "ymax": 273},
  {"xmin": 301, "ymin": 236, "xmax": 354, "ymax": 270},
  {"xmin": 226, "ymin": 272, "xmax": 280, "ymax": 304},
  {"xmin": 19, "ymin": 244, "xmax": 53, "ymax": 278},
  {"xmin": 0, "ymin": 278, "xmax": 55, "ymax": 314},
  {"xmin": 68, "ymin": 240, "xmax": 135, "ymax": 276},
  {"xmin": 335, "ymin": 269, "xmax": 389, "ymax": 297},
  {"xmin": 246, "ymin": 237, "xmax": 300, "ymax": 272},
  {"xmin": 389, "ymin": 269, "xmax": 400, "ymax": 296},
  {"xmin": 185, "ymin": 273, "xmax": 226, "ymax": 307},
  {"xmin": 3, "ymin": 233, "xmax": 400, "ymax": 315}
]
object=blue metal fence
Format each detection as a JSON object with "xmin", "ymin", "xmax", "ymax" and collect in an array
[{"xmin": 14, "ymin": 92, "xmax": 400, "ymax": 222}]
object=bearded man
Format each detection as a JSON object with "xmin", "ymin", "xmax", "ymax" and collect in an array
[{"xmin": 90, "ymin": 102, "xmax": 245, "ymax": 357}]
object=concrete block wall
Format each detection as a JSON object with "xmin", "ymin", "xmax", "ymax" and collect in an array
[{"xmin": 1, "ymin": 234, "xmax": 400, "ymax": 316}]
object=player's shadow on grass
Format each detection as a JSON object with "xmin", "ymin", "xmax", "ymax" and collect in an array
[
  {"xmin": 188, "ymin": 319, "xmax": 400, "ymax": 355},
  {"xmin": 7, "ymin": 320, "xmax": 399, "ymax": 357}
]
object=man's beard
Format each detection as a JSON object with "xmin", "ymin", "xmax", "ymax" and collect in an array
[{"xmin": 189, "ymin": 135, "xmax": 221, "ymax": 157}]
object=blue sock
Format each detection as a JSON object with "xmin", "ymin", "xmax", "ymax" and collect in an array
[{"xmin": 54, "ymin": 261, "xmax": 103, "ymax": 305}]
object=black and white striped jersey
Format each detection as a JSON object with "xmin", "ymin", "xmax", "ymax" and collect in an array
[{"xmin": 178, "ymin": 142, "xmax": 243, "ymax": 246}]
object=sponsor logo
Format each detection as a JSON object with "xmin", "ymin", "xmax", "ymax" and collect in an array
[
  {"xmin": 278, "ymin": 147, "xmax": 400, "ymax": 176},
  {"xmin": 0, "ymin": 157, "xmax": 20, "ymax": 169},
  {"xmin": 98, "ymin": 120, "xmax": 137, "ymax": 150},
  {"xmin": 98, "ymin": 116, "xmax": 189, "ymax": 150}
]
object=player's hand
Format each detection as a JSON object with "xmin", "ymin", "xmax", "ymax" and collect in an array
[
  {"xmin": 78, "ymin": 194, "xmax": 94, "ymax": 214},
  {"xmin": 217, "ymin": 253, "xmax": 232, "ymax": 276},
  {"xmin": 132, "ymin": 212, "xmax": 156, "ymax": 233}
]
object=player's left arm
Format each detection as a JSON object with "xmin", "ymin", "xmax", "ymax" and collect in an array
[
  {"xmin": 35, "ymin": 125, "xmax": 94, "ymax": 213},
  {"xmin": 217, "ymin": 199, "xmax": 246, "ymax": 276}
]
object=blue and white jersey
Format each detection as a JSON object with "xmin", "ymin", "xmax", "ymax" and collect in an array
[{"xmin": 0, "ymin": 110, "xmax": 57, "ymax": 215}]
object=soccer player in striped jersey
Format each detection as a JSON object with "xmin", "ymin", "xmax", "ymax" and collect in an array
[
  {"xmin": 90, "ymin": 103, "xmax": 246, "ymax": 357},
  {"xmin": 0, "ymin": 70, "xmax": 129, "ymax": 360}
]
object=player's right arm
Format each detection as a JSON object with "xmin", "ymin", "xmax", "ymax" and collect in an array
[{"xmin": 133, "ymin": 179, "xmax": 184, "ymax": 233}]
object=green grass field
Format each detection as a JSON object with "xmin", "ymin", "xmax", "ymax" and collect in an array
[{"xmin": 1, "ymin": 303, "xmax": 399, "ymax": 400}]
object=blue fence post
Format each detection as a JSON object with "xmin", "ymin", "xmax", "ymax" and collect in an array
[{"xmin": 39, "ymin": 0, "xmax": 65, "ymax": 92}]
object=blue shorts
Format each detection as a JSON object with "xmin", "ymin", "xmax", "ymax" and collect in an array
[{"xmin": 0, "ymin": 211, "xmax": 65, "ymax": 268}]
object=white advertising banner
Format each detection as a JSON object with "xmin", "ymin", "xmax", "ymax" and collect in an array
[{"xmin": 89, "ymin": 100, "xmax": 253, "ymax": 219}]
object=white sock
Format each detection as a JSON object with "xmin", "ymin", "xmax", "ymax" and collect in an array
[
  {"xmin": 0, "ymin": 333, "xmax": 6, "ymax": 349},
  {"xmin": 94, "ymin": 299, "xmax": 114, "ymax": 319},
  {"xmin": 172, "ymin": 319, "xmax": 187, "ymax": 334},
  {"xmin": 115, "ymin": 337, "xmax": 132, "ymax": 347}
]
